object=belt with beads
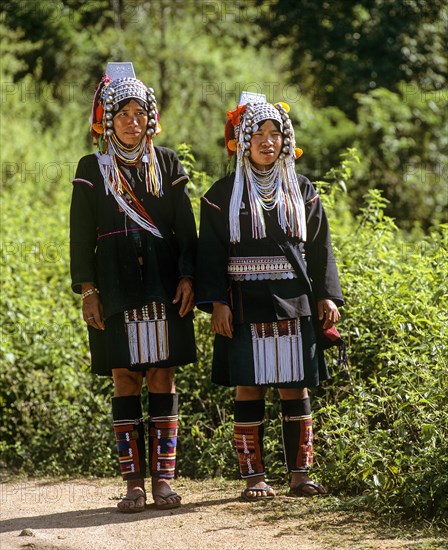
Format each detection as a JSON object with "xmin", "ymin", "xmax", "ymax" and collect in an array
[{"xmin": 227, "ymin": 255, "xmax": 298, "ymax": 281}]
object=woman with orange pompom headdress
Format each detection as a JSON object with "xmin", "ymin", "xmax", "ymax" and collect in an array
[
  {"xmin": 70, "ymin": 63, "xmax": 197, "ymax": 512},
  {"xmin": 196, "ymin": 92, "xmax": 344, "ymax": 501}
]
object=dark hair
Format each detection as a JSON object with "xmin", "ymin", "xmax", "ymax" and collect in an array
[
  {"xmin": 255, "ymin": 119, "xmax": 282, "ymax": 131},
  {"xmin": 113, "ymin": 97, "xmax": 148, "ymax": 115}
]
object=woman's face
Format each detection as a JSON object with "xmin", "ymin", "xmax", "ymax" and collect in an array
[
  {"xmin": 113, "ymin": 99, "xmax": 148, "ymax": 147},
  {"xmin": 249, "ymin": 120, "xmax": 283, "ymax": 171}
]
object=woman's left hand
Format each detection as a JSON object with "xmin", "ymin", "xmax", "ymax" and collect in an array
[
  {"xmin": 173, "ymin": 277, "xmax": 195, "ymax": 317},
  {"xmin": 318, "ymin": 299, "xmax": 340, "ymax": 329}
]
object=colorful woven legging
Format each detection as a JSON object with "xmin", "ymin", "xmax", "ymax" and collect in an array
[
  {"xmin": 112, "ymin": 395, "xmax": 146, "ymax": 480},
  {"xmin": 281, "ymin": 397, "xmax": 313, "ymax": 473},
  {"xmin": 233, "ymin": 399, "xmax": 266, "ymax": 479},
  {"xmin": 148, "ymin": 392, "xmax": 179, "ymax": 479}
]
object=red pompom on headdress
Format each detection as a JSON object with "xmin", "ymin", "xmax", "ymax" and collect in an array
[
  {"xmin": 226, "ymin": 104, "xmax": 247, "ymax": 126},
  {"xmin": 90, "ymin": 75, "xmax": 112, "ymax": 144},
  {"xmin": 224, "ymin": 104, "xmax": 247, "ymax": 156}
]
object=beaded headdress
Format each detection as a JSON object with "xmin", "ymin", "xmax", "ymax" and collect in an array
[
  {"xmin": 90, "ymin": 62, "xmax": 163, "ymax": 238},
  {"xmin": 225, "ymin": 92, "xmax": 306, "ymax": 243},
  {"xmin": 90, "ymin": 62, "xmax": 160, "ymax": 145}
]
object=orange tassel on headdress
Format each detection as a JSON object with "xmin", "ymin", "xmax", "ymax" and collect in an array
[
  {"xmin": 226, "ymin": 104, "xmax": 247, "ymax": 126},
  {"xmin": 225, "ymin": 119, "xmax": 236, "ymax": 157},
  {"xmin": 95, "ymin": 103, "xmax": 104, "ymax": 123},
  {"xmin": 90, "ymin": 75, "xmax": 112, "ymax": 144},
  {"xmin": 227, "ymin": 139, "xmax": 236, "ymax": 152}
]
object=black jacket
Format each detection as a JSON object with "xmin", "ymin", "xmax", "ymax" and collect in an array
[
  {"xmin": 196, "ymin": 173, "xmax": 343, "ymax": 324},
  {"xmin": 70, "ymin": 147, "xmax": 197, "ymax": 320}
]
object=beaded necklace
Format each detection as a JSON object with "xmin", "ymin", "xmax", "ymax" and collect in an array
[
  {"xmin": 243, "ymin": 157, "xmax": 303, "ymax": 240},
  {"xmin": 110, "ymin": 134, "xmax": 145, "ymax": 164},
  {"xmin": 96, "ymin": 135, "xmax": 163, "ymax": 238},
  {"xmin": 246, "ymin": 162, "xmax": 282, "ymax": 210},
  {"xmin": 107, "ymin": 134, "xmax": 163, "ymax": 197}
]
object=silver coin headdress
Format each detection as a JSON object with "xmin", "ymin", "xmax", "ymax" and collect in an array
[
  {"xmin": 226, "ymin": 92, "xmax": 306, "ymax": 243},
  {"xmin": 90, "ymin": 62, "xmax": 160, "ymax": 144},
  {"xmin": 90, "ymin": 62, "xmax": 163, "ymax": 238}
]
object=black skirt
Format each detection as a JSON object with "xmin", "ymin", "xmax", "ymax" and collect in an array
[
  {"xmin": 211, "ymin": 316, "xmax": 328, "ymax": 389},
  {"xmin": 87, "ymin": 303, "xmax": 196, "ymax": 376}
]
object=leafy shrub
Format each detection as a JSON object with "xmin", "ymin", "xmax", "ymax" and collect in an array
[
  {"xmin": 314, "ymin": 190, "xmax": 447, "ymax": 521},
  {"xmin": 1, "ymin": 73, "xmax": 446, "ymax": 525},
  {"xmin": 353, "ymin": 85, "xmax": 448, "ymax": 229}
]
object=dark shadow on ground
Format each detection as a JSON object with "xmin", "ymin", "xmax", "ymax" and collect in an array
[{"xmin": 0, "ymin": 496, "xmax": 239, "ymax": 534}]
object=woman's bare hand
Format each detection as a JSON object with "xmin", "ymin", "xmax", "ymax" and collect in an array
[
  {"xmin": 173, "ymin": 277, "xmax": 195, "ymax": 317},
  {"xmin": 82, "ymin": 293, "xmax": 105, "ymax": 330},
  {"xmin": 212, "ymin": 302, "xmax": 233, "ymax": 338},
  {"xmin": 317, "ymin": 299, "xmax": 340, "ymax": 330}
]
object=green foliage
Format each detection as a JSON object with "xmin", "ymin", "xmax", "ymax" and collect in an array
[
  {"xmin": 257, "ymin": 0, "xmax": 447, "ymax": 116},
  {"xmin": 1, "ymin": 1, "xmax": 447, "ymax": 526},
  {"xmin": 0, "ymin": 181, "xmax": 116, "ymax": 476},
  {"xmin": 289, "ymin": 100, "xmax": 357, "ymax": 182},
  {"xmin": 176, "ymin": 310, "xmax": 236, "ymax": 479},
  {"xmin": 353, "ymin": 85, "xmax": 448, "ymax": 229},
  {"xmin": 176, "ymin": 143, "xmax": 212, "ymax": 220},
  {"xmin": 313, "ymin": 166, "xmax": 447, "ymax": 522}
]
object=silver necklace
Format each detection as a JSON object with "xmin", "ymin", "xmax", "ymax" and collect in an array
[{"xmin": 246, "ymin": 160, "xmax": 283, "ymax": 211}]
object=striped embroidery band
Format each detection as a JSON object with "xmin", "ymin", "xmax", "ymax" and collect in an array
[
  {"xmin": 250, "ymin": 319, "xmax": 304, "ymax": 384},
  {"xmin": 72, "ymin": 177, "xmax": 94, "ymax": 187},
  {"xmin": 113, "ymin": 418, "xmax": 145, "ymax": 478},
  {"xmin": 124, "ymin": 302, "xmax": 168, "ymax": 365},
  {"xmin": 228, "ymin": 255, "xmax": 297, "ymax": 281},
  {"xmin": 234, "ymin": 420, "xmax": 265, "ymax": 478},
  {"xmin": 149, "ymin": 415, "xmax": 178, "ymax": 479}
]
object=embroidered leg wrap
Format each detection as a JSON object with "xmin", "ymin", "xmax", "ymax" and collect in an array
[
  {"xmin": 234, "ymin": 399, "xmax": 266, "ymax": 479},
  {"xmin": 148, "ymin": 392, "xmax": 179, "ymax": 480},
  {"xmin": 281, "ymin": 397, "xmax": 313, "ymax": 473},
  {"xmin": 112, "ymin": 395, "xmax": 146, "ymax": 480}
]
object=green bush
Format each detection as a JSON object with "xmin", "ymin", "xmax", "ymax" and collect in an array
[
  {"xmin": 1, "ymin": 55, "xmax": 446, "ymax": 523},
  {"xmin": 353, "ymin": 85, "xmax": 448, "ymax": 229},
  {"xmin": 314, "ymin": 189, "xmax": 447, "ymax": 521}
]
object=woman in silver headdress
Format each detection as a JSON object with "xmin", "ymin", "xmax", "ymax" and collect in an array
[
  {"xmin": 196, "ymin": 97, "xmax": 343, "ymax": 500},
  {"xmin": 70, "ymin": 63, "xmax": 197, "ymax": 512}
]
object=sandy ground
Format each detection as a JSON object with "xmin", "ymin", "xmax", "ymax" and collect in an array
[{"xmin": 1, "ymin": 479, "xmax": 446, "ymax": 550}]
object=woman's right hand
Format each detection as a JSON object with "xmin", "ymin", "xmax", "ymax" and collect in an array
[
  {"xmin": 211, "ymin": 302, "xmax": 233, "ymax": 338},
  {"xmin": 82, "ymin": 293, "xmax": 105, "ymax": 331}
]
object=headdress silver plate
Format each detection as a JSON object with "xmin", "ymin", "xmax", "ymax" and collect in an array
[
  {"xmin": 101, "ymin": 62, "xmax": 149, "ymax": 108},
  {"xmin": 105, "ymin": 62, "xmax": 136, "ymax": 80},
  {"xmin": 239, "ymin": 91, "xmax": 266, "ymax": 105}
]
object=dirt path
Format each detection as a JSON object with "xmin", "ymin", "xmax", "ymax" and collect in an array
[{"xmin": 0, "ymin": 479, "xmax": 446, "ymax": 550}]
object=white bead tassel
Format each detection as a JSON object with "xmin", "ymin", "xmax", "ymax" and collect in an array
[
  {"xmin": 96, "ymin": 152, "xmax": 163, "ymax": 238},
  {"xmin": 265, "ymin": 335, "xmax": 277, "ymax": 383},
  {"xmin": 157, "ymin": 320, "xmax": 168, "ymax": 361},
  {"xmin": 251, "ymin": 320, "xmax": 304, "ymax": 384},
  {"xmin": 139, "ymin": 321, "xmax": 150, "ymax": 363},
  {"xmin": 285, "ymin": 155, "xmax": 307, "ymax": 241},
  {"xmin": 245, "ymin": 157, "xmax": 270, "ymax": 240},
  {"xmin": 127, "ymin": 322, "xmax": 139, "ymax": 365},
  {"xmin": 229, "ymin": 123, "xmax": 247, "ymax": 243},
  {"xmin": 147, "ymin": 319, "xmax": 158, "ymax": 362}
]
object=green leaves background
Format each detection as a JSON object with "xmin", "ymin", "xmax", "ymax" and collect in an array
[{"xmin": 1, "ymin": 0, "xmax": 447, "ymax": 525}]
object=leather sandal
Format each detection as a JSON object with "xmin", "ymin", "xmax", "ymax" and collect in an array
[
  {"xmin": 288, "ymin": 480, "xmax": 329, "ymax": 498},
  {"xmin": 153, "ymin": 491, "xmax": 182, "ymax": 510},
  {"xmin": 241, "ymin": 483, "xmax": 275, "ymax": 501},
  {"xmin": 117, "ymin": 489, "xmax": 147, "ymax": 513}
]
